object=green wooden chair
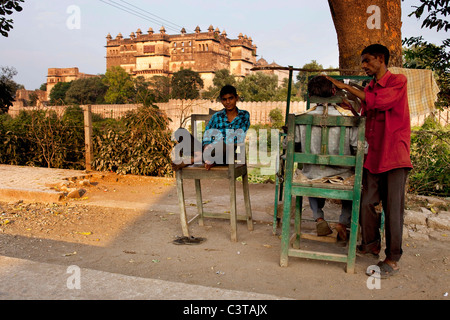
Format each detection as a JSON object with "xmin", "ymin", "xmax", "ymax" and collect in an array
[
  {"xmin": 175, "ymin": 114, "xmax": 253, "ymax": 242},
  {"xmin": 279, "ymin": 111, "xmax": 366, "ymax": 273}
]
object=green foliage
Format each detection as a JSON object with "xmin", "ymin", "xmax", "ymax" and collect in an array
[
  {"xmin": 407, "ymin": 0, "xmax": 450, "ymax": 32},
  {"xmin": 148, "ymin": 75, "xmax": 171, "ymax": 102},
  {"xmin": 49, "ymin": 81, "xmax": 72, "ymax": 106},
  {"xmin": 408, "ymin": 117, "xmax": 449, "ymax": 197},
  {"xmin": 0, "ymin": 0, "xmax": 24, "ymax": 37},
  {"xmin": 268, "ymin": 108, "xmax": 284, "ymax": 129},
  {"xmin": 0, "ymin": 66, "xmax": 20, "ymax": 113},
  {"xmin": 0, "ymin": 106, "xmax": 85, "ymax": 168},
  {"xmin": 203, "ymin": 69, "xmax": 237, "ymax": 100},
  {"xmin": 404, "ymin": 0, "xmax": 450, "ymax": 109},
  {"xmin": 65, "ymin": 77, "xmax": 108, "ymax": 105},
  {"xmin": 403, "ymin": 37, "xmax": 450, "ymax": 109},
  {"xmin": 103, "ymin": 66, "xmax": 136, "ymax": 104},
  {"xmin": 92, "ymin": 105, "xmax": 173, "ymax": 176},
  {"xmin": 236, "ymin": 72, "xmax": 278, "ymax": 102},
  {"xmin": 171, "ymin": 69, "xmax": 204, "ymax": 100}
]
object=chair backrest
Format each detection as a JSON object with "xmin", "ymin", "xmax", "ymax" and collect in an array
[
  {"xmin": 191, "ymin": 114, "xmax": 212, "ymax": 140},
  {"xmin": 285, "ymin": 112, "xmax": 366, "ymax": 186}
]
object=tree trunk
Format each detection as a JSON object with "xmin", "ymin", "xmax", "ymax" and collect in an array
[{"xmin": 328, "ymin": 0, "xmax": 403, "ymax": 75}]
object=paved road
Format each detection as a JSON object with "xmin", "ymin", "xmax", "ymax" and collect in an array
[{"xmin": 0, "ymin": 164, "xmax": 289, "ymax": 301}]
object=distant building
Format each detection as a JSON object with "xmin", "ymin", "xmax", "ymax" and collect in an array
[
  {"xmin": 12, "ymin": 89, "xmax": 47, "ymax": 108},
  {"xmin": 254, "ymin": 58, "xmax": 290, "ymax": 86},
  {"xmin": 105, "ymin": 25, "xmax": 257, "ymax": 89},
  {"xmin": 46, "ymin": 67, "xmax": 97, "ymax": 100}
]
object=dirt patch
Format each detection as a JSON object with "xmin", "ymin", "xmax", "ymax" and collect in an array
[{"xmin": 0, "ymin": 172, "xmax": 449, "ymax": 300}]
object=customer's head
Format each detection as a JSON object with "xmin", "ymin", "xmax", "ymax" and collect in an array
[{"xmin": 308, "ymin": 75, "xmax": 334, "ymax": 98}]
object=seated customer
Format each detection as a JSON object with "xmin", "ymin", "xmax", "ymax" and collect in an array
[{"xmin": 293, "ymin": 75, "xmax": 359, "ymax": 240}]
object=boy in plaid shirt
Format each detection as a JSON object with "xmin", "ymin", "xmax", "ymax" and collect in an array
[{"xmin": 172, "ymin": 85, "xmax": 250, "ymax": 170}]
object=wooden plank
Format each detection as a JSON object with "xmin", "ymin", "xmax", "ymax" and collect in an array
[
  {"xmin": 300, "ymin": 230, "xmax": 338, "ymax": 243},
  {"xmin": 288, "ymin": 248, "xmax": 348, "ymax": 263},
  {"xmin": 295, "ymin": 114, "xmax": 360, "ymax": 127},
  {"xmin": 202, "ymin": 212, "xmax": 248, "ymax": 221},
  {"xmin": 294, "ymin": 153, "xmax": 356, "ymax": 166},
  {"xmin": 290, "ymin": 186, "xmax": 354, "ymax": 199}
]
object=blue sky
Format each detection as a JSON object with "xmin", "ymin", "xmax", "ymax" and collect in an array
[{"xmin": 0, "ymin": 0, "xmax": 448, "ymax": 90}]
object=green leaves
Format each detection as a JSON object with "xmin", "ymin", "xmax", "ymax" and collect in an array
[
  {"xmin": 92, "ymin": 105, "xmax": 173, "ymax": 177},
  {"xmin": 171, "ymin": 69, "xmax": 204, "ymax": 100},
  {"xmin": 103, "ymin": 66, "xmax": 136, "ymax": 104},
  {"xmin": 0, "ymin": 0, "xmax": 24, "ymax": 37},
  {"xmin": 409, "ymin": 118, "xmax": 449, "ymax": 197}
]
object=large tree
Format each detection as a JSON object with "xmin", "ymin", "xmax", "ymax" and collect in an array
[
  {"xmin": 103, "ymin": 66, "xmax": 136, "ymax": 104},
  {"xmin": 403, "ymin": 0, "xmax": 450, "ymax": 109},
  {"xmin": 328, "ymin": 0, "xmax": 403, "ymax": 73},
  {"xmin": 65, "ymin": 77, "xmax": 108, "ymax": 105},
  {"xmin": 0, "ymin": 66, "xmax": 21, "ymax": 113},
  {"xmin": 171, "ymin": 69, "xmax": 204, "ymax": 100}
]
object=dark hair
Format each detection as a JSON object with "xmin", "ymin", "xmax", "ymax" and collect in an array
[
  {"xmin": 361, "ymin": 44, "xmax": 390, "ymax": 66},
  {"xmin": 308, "ymin": 75, "xmax": 334, "ymax": 97},
  {"xmin": 219, "ymin": 85, "xmax": 238, "ymax": 98}
]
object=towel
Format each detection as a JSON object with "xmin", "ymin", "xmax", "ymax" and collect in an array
[{"xmin": 389, "ymin": 67, "xmax": 440, "ymax": 117}]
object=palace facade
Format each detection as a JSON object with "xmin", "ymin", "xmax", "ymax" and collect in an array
[{"xmin": 105, "ymin": 25, "xmax": 257, "ymax": 89}]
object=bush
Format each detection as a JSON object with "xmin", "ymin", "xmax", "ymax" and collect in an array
[
  {"xmin": 408, "ymin": 116, "xmax": 449, "ymax": 197},
  {"xmin": 92, "ymin": 105, "xmax": 173, "ymax": 176}
]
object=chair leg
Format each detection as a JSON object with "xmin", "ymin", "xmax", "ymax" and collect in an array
[
  {"xmin": 273, "ymin": 178, "xmax": 280, "ymax": 235},
  {"xmin": 280, "ymin": 195, "xmax": 292, "ymax": 267},
  {"xmin": 176, "ymin": 172, "xmax": 189, "ymax": 237},
  {"xmin": 194, "ymin": 179, "xmax": 204, "ymax": 226},
  {"xmin": 346, "ymin": 202, "xmax": 360, "ymax": 274},
  {"xmin": 229, "ymin": 177, "xmax": 238, "ymax": 242},
  {"xmin": 242, "ymin": 172, "xmax": 253, "ymax": 231},
  {"xmin": 293, "ymin": 196, "xmax": 302, "ymax": 249}
]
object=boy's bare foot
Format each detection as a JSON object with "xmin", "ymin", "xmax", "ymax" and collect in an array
[
  {"xmin": 171, "ymin": 162, "xmax": 189, "ymax": 171},
  {"xmin": 204, "ymin": 162, "xmax": 215, "ymax": 170}
]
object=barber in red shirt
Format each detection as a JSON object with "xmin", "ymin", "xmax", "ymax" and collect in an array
[{"xmin": 327, "ymin": 44, "xmax": 412, "ymax": 278}]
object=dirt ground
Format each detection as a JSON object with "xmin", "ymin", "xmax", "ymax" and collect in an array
[{"xmin": 0, "ymin": 172, "xmax": 449, "ymax": 300}]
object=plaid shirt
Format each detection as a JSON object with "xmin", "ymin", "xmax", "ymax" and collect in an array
[{"xmin": 202, "ymin": 108, "xmax": 250, "ymax": 146}]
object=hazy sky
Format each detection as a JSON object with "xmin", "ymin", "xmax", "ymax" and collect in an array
[{"xmin": 0, "ymin": 0, "xmax": 448, "ymax": 90}]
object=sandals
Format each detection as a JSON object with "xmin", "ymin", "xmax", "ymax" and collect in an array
[
  {"xmin": 335, "ymin": 223, "xmax": 348, "ymax": 242},
  {"xmin": 366, "ymin": 261, "xmax": 400, "ymax": 279},
  {"xmin": 357, "ymin": 244, "xmax": 380, "ymax": 259},
  {"xmin": 172, "ymin": 236, "xmax": 206, "ymax": 245},
  {"xmin": 316, "ymin": 220, "xmax": 333, "ymax": 236}
]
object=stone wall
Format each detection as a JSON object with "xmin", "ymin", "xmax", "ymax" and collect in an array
[
  {"xmin": 7, "ymin": 100, "xmax": 448, "ymax": 131},
  {"xmin": 8, "ymin": 100, "xmax": 307, "ymax": 132},
  {"xmin": 403, "ymin": 196, "xmax": 450, "ymax": 242}
]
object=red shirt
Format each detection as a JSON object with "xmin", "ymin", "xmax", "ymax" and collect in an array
[{"xmin": 361, "ymin": 70, "xmax": 413, "ymax": 174}]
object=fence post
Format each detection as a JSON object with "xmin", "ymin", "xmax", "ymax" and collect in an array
[{"xmin": 83, "ymin": 105, "xmax": 93, "ymax": 171}]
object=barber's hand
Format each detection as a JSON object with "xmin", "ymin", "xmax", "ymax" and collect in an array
[
  {"xmin": 325, "ymin": 76, "xmax": 347, "ymax": 90},
  {"xmin": 339, "ymin": 98, "xmax": 352, "ymax": 110}
]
